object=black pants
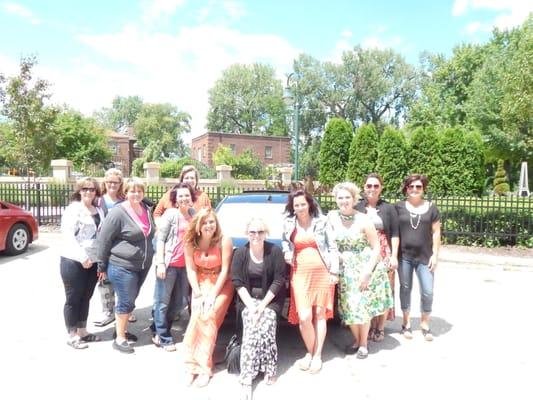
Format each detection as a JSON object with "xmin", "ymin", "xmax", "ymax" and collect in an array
[{"xmin": 60, "ymin": 257, "xmax": 98, "ymax": 333}]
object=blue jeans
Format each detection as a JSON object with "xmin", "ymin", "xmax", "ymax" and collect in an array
[
  {"xmin": 108, "ymin": 263, "xmax": 150, "ymax": 314},
  {"xmin": 398, "ymin": 259, "xmax": 434, "ymax": 314},
  {"xmin": 151, "ymin": 267, "xmax": 189, "ymax": 345}
]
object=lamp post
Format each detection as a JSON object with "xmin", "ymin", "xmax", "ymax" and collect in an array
[{"xmin": 284, "ymin": 72, "xmax": 300, "ymax": 182}]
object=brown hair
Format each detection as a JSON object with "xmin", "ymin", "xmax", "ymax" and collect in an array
[
  {"xmin": 285, "ymin": 189, "xmax": 320, "ymax": 218},
  {"xmin": 183, "ymin": 208, "xmax": 222, "ymax": 249},
  {"xmin": 169, "ymin": 182, "xmax": 197, "ymax": 207},
  {"xmin": 364, "ymin": 172, "xmax": 383, "ymax": 186},
  {"xmin": 123, "ymin": 178, "xmax": 145, "ymax": 194},
  {"xmin": 101, "ymin": 168, "xmax": 124, "ymax": 199},
  {"xmin": 401, "ymin": 174, "xmax": 429, "ymax": 195},
  {"xmin": 179, "ymin": 165, "xmax": 199, "ymax": 190},
  {"xmin": 70, "ymin": 177, "xmax": 101, "ymax": 205}
]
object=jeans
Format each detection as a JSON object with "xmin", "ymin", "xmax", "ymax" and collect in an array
[
  {"xmin": 151, "ymin": 267, "xmax": 189, "ymax": 345},
  {"xmin": 60, "ymin": 257, "xmax": 98, "ymax": 333},
  {"xmin": 108, "ymin": 263, "xmax": 150, "ymax": 314},
  {"xmin": 398, "ymin": 258, "xmax": 434, "ymax": 313}
]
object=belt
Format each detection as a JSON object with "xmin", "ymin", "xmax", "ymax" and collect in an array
[{"xmin": 196, "ymin": 265, "xmax": 221, "ymax": 275}]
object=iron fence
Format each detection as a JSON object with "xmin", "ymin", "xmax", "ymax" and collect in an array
[{"xmin": 1, "ymin": 183, "xmax": 531, "ymax": 246}]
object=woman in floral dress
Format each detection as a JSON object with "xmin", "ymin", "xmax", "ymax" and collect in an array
[{"xmin": 328, "ymin": 182, "xmax": 393, "ymax": 359}]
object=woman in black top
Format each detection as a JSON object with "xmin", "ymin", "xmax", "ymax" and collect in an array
[
  {"xmin": 231, "ymin": 217, "xmax": 286, "ymax": 399},
  {"xmin": 355, "ymin": 173, "xmax": 399, "ymax": 342},
  {"xmin": 395, "ymin": 174, "xmax": 441, "ymax": 341}
]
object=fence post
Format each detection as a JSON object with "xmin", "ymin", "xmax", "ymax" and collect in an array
[{"xmin": 36, "ymin": 182, "xmax": 41, "ymax": 226}]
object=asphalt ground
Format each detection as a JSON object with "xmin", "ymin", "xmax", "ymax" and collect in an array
[{"xmin": 0, "ymin": 232, "xmax": 532, "ymax": 400}]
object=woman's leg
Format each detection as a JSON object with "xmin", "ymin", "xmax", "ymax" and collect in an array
[
  {"xmin": 312, "ymin": 306, "xmax": 327, "ymax": 359},
  {"xmin": 152, "ymin": 268, "xmax": 178, "ymax": 345},
  {"xmin": 60, "ymin": 257, "xmax": 85, "ymax": 337},
  {"xmin": 415, "ymin": 262, "xmax": 434, "ymax": 333},
  {"xmin": 77, "ymin": 263, "xmax": 98, "ymax": 337},
  {"xmin": 398, "ymin": 259, "xmax": 415, "ymax": 331},
  {"xmin": 298, "ymin": 308, "xmax": 315, "ymax": 355}
]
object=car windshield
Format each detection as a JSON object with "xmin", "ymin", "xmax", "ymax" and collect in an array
[{"xmin": 216, "ymin": 202, "xmax": 287, "ymax": 240}]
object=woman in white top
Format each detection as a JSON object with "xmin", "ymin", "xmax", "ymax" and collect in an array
[{"xmin": 60, "ymin": 177, "xmax": 105, "ymax": 349}]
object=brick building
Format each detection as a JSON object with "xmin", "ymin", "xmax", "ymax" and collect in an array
[
  {"xmin": 191, "ymin": 132, "xmax": 291, "ymax": 167},
  {"xmin": 105, "ymin": 127, "xmax": 142, "ymax": 176}
]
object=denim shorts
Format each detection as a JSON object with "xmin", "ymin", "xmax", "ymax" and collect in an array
[{"xmin": 107, "ymin": 263, "xmax": 147, "ymax": 314}]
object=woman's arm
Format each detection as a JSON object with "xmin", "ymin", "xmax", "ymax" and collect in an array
[
  {"xmin": 361, "ymin": 218, "xmax": 381, "ymax": 290},
  {"xmin": 209, "ymin": 235, "xmax": 233, "ymax": 298},
  {"xmin": 281, "ymin": 218, "xmax": 294, "ymax": 265},
  {"xmin": 61, "ymin": 203, "xmax": 90, "ymax": 264},
  {"xmin": 184, "ymin": 242, "xmax": 201, "ymax": 296},
  {"xmin": 429, "ymin": 220, "xmax": 441, "ymax": 272},
  {"xmin": 389, "ymin": 205, "xmax": 400, "ymax": 270}
]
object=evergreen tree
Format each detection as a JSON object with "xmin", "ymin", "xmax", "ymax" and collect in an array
[
  {"xmin": 408, "ymin": 126, "xmax": 443, "ymax": 194},
  {"xmin": 345, "ymin": 123, "xmax": 378, "ymax": 185},
  {"xmin": 319, "ymin": 118, "xmax": 353, "ymax": 188},
  {"xmin": 376, "ymin": 126, "xmax": 408, "ymax": 196},
  {"xmin": 493, "ymin": 159, "xmax": 510, "ymax": 195}
]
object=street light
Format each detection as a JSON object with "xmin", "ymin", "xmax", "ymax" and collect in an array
[{"xmin": 284, "ymin": 72, "xmax": 300, "ymax": 182}]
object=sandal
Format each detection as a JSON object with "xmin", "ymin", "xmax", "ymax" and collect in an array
[
  {"xmin": 401, "ymin": 325, "xmax": 413, "ymax": 339},
  {"xmin": 296, "ymin": 353, "xmax": 312, "ymax": 371},
  {"xmin": 81, "ymin": 333, "xmax": 101, "ymax": 342},
  {"xmin": 368, "ymin": 327, "xmax": 375, "ymax": 341},
  {"xmin": 308, "ymin": 357, "xmax": 322, "ymax": 374},
  {"xmin": 373, "ymin": 329, "xmax": 385, "ymax": 342},
  {"xmin": 264, "ymin": 375, "xmax": 277, "ymax": 385},
  {"xmin": 356, "ymin": 347, "xmax": 368, "ymax": 359},
  {"xmin": 421, "ymin": 328, "xmax": 434, "ymax": 341},
  {"xmin": 195, "ymin": 374, "xmax": 210, "ymax": 388},
  {"xmin": 128, "ymin": 314, "xmax": 137, "ymax": 323},
  {"xmin": 67, "ymin": 338, "xmax": 88, "ymax": 350},
  {"xmin": 344, "ymin": 344, "xmax": 359, "ymax": 355},
  {"xmin": 185, "ymin": 373, "xmax": 196, "ymax": 386}
]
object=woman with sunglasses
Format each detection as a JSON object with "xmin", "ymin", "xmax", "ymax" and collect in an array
[
  {"xmin": 231, "ymin": 217, "xmax": 286, "ymax": 398},
  {"xmin": 355, "ymin": 173, "xmax": 399, "ymax": 342},
  {"xmin": 395, "ymin": 174, "xmax": 441, "ymax": 341},
  {"xmin": 282, "ymin": 189, "xmax": 338, "ymax": 374},
  {"xmin": 60, "ymin": 177, "xmax": 105, "ymax": 349}
]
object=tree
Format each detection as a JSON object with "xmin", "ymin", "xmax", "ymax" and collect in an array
[
  {"xmin": 94, "ymin": 95, "xmax": 143, "ymax": 132},
  {"xmin": 207, "ymin": 63, "xmax": 288, "ymax": 136},
  {"xmin": 319, "ymin": 118, "xmax": 353, "ymax": 188},
  {"xmin": 376, "ymin": 126, "xmax": 408, "ymax": 196},
  {"xmin": 407, "ymin": 126, "xmax": 443, "ymax": 194},
  {"xmin": 160, "ymin": 158, "xmax": 215, "ymax": 179},
  {"xmin": 345, "ymin": 123, "xmax": 378, "ymax": 185},
  {"xmin": 299, "ymin": 138, "xmax": 321, "ymax": 179},
  {"xmin": 0, "ymin": 56, "xmax": 58, "ymax": 176},
  {"xmin": 212, "ymin": 144, "xmax": 265, "ymax": 179},
  {"xmin": 53, "ymin": 109, "xmax": 112, "ymax": 173},
  {"xmin": 134, "ymin": 103, "xmax": 191, "ymax": 161},
  {"xmin": 493, "ymin": 159, "xmax": 510, "ymax": 195}
]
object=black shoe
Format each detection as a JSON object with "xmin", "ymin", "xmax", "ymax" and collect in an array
[
  {"xmin": 344, "ymin": 344, "xmax": 359, "ymax": 355},
  {"xmin": 112, "ymin": 339, "xmax": 134, "ymax": 354},
  {"xmin": 113, "ymin": 331, "xmax": 138, "ymax": 342}
]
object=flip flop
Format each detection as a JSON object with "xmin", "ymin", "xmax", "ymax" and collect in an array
[{"xmin": 81, "ymin": 334, "xmax": 101, "ymax": 342}]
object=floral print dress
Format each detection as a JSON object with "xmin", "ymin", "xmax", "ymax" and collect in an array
[{"xmin": 331, "ymin": 211, "xmax": 393, "ymax": 325}]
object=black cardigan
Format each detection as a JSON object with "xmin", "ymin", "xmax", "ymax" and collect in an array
[
  {"xmin": 231, "ymin": 241, "xmax": 287, "ymax": 316},
  {"xmin": 355, "ymin": 198, "xmax": 399, "ymax": 248}
]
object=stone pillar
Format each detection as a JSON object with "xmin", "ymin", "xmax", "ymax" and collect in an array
[
  {"xmin": 51, "ymin": 159, "xmax": 73, "ymax": 182},
  {"xmin": 279, "ymin": 167, "xmax": 293, "ymax": 188},
  {"xmin": 144, "ymin": 162, "xmax": 160, "ymax": 184},
  {"xmin": 216, "ymin": 165, "xmax": 233, "ymax": 181}
]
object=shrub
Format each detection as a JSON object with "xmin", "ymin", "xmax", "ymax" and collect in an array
[
  {"xmin": 376, "ymin": 126, "xmax": 408, "ymax": 196},
  {"xmin": 319, "ymin": 118, "xmax": 353, "ymax": 188},
  {"xmin": 160, "ymin": 158, "xmax": 215, "ymax": 179},
  {"xmin": 345, "ymin": 123, "xmax": 378, "ymax": 185},
  {"xmin": 493, "ymin": 159, "xmax": 510, "ymax": 195},
  {"xmin": 408, "ymin": 126, "xmax": 443, "ymax": 194}
]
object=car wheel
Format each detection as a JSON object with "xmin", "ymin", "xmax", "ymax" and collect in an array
[{"xmin": 5, "ymin": 223, "xmax": 30, "ymax": 255}]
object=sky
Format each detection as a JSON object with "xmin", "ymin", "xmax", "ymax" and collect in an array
[{"xmin": 0, "ymin": 0, "xmax": 531, "ymax": 142}]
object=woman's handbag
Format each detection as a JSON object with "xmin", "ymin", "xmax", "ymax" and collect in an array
[{"xmin": 225, "ymin": 333, "xmax": 241, "ymax": 374}]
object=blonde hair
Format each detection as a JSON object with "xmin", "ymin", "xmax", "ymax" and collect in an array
[
  {"xmin": 71, "ymin": 177, "xmax": 101, "ymax": 205},
  {"xmin": 123, "ymin": 178, "xmax": 145, "ymax": 194},
  {"xmin": 332, "ymin": 181, "xmax": 360, "ymax": 201},
  {"xmin": 183, "ymin": 208, "xmax": 222, "ymax": 249},
  {"xmin": 245, "ymin": 217, "xmax": 270, "ymax": 236},
  {"xmin": 101, "ymin": 168, "xmax": 124, "ymax": 198}
]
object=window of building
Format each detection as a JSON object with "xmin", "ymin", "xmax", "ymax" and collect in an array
[
  {"xmin": 265, "ymin": 146, "xmax": 273, "ymax": 159},
  {"xmin": 110, "ymin": 144, "xmax": 118, "ymax": 155},
  {"xmin": 229, "ymin": 144, "xmax": 236, "ymax": 155}
]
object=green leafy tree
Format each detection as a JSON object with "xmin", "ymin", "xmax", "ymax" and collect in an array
[
  {"xmin": 0, "ymin": 56, "xmax": 59, "ymax": 176},
  {"xmin": 94, "ymin": 95, "xmax": 143, "ymax": 132},
  {"xmin": 134, "ymin": 103, "xmax": 191, "ymax": 161},
  {"xmin": 53, "ymin": 109, "xmax": 112, "ymax": 173},
  {"xmin": 207, "ymin": 63, "xmax": 288, "ymax": 136},
  {"xmin": 213, "ymin": 145, "xmax": 265, "ymax": 179},
  {"xmin": 493, "ymin": 159, "xmax": 510, "ymax": 195},
  {"xmin": 300, "ymin": 138, "xmax": 321, "ymax": 179},
  {"xmin": 345, "ymin": 123, "xmax": 378, "ymax": 185},
  {"xmin": 376, "ymin": 126, "xmax": 408, "ymax": 196},
  {"xmin": 407, "ymin": 126, "xmax": 443, "ymax": 194},
  {"xmin": 319, "ymin": 118, "xmax": 353, "ymax": 188},
  {"xmin": 160, "ymin": 158, "xmax": 215, "ymax": 179}
]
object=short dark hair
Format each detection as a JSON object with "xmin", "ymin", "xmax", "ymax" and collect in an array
[
  {"xmin": 401, "ymin": 174, "xmax": 429, "ymax": 195},
  {"xmin": 169, "ymin": 182, "xmax": 197, "ymax": 207},
  {"xmin": 71, "ymin": 177, "xmax": 101, "ymax": 206},
  {"xmin": 285, "ymin": 189, "xmax": 319, "ymax": 218},
  {"xmin": 364, "ymin": 172, "xmax": 383, "ymax": 186}
]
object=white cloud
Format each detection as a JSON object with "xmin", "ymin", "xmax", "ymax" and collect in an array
[
  {"xmin": 1, "ymin": 2, "xmax": 40, "ymax": 24},
  {"xmin": 454, "ymin": 0, "xmax": 532, "ymax": 32},
  {"xmin": 73, "ymin": 23, "xmax": 298, "ymax": 140},
  {"xmin": 452, "ymin": 0, "xmax": 469, "ymax": 16},
  {"xmin": 222, "ymin": 0, "xmax": 246, "ymax": 19},
  {"xmin": 141, "ymin": 0, "xmax": 186, "ymax": 24}
]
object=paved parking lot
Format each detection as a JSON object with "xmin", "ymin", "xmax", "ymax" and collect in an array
[{"xmin": 1, "ymin": 232, "xmax": 532, "ymax": 400}]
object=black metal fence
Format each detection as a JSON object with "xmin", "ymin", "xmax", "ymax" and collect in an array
[{"xmin": 1, "ymin": 182, "xmax": 531, "ymax": 247}]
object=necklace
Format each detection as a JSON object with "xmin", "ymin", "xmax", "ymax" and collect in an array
[
  {"xmin": 409, "ymin": 213, "xmax": 421, "ymax": 230},
  {"xmin": 339, "ymin": 212, "xmax": 355, "ymax": 222}
]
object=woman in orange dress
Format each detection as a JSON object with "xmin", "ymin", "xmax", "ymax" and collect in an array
[
  {"xmin": 282, "ymin": 190, "xmax": 338, "ymax": 374},
  {"xmin": 182, "ymin": 208, "xmax": 234, "ymax": 387}
]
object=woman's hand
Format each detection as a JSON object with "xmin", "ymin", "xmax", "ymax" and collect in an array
[
  {"xmin": 329, "ymin": 273, "xmax": 339, "ymax": 285},
  {"xmin": 97, "ymin": 271, "xmax": 107, "ymax": 282},
  {"xmin": 203, "ymin": 294, "xmax": 216, "ymax": 314},
  {"xmin": 82, "ymin": 259, "xmax": 93, "ymax": 269},
  {"xmin": 191, "ymin": 293, "xmax": 203, "ymax": 313},
  {"xmin": 156, "ymin": 264, "xmax": 166, "ymax": 279},
  {"xmin": 389, "ymin": 255, "xmax": 399, "ymax": 271},
  {"xmin": 359, "ymin": 272, "xmax": 371, "ymax": 291},
  {"xmin": 251, "ymin": 302, "xmax": 266, "ymax": 326},
  {"xmin": 428, "ymin": 255, "xmax": 438, "ymax": 272}
]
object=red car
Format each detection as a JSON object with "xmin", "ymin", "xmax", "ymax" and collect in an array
[{"xmin": 0, "ymin": 201, "xmax": 39, "ymax": 255}]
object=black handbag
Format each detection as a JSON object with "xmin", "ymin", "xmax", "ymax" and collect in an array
[{"xmin": 225, "ymin": 333, "xmax": 241, "ymax": 374}]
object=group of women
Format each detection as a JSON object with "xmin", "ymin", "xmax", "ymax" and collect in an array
[{"xmin": 59, "ymin": 168, "xmax": 441, "ymax": 397}]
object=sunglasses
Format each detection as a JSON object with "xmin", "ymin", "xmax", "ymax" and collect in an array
[
  {"xmin": 248, "ymin": 230, "xmax": 265, "ymax": 235},
  {"xmin": 365, "ymin": 184, "xmax": 380, "ymax": 189},
  {"xmin": 81, "ymin": 187, "xmax": 96, "ymax": 193},
  {"xmin": 408, "ymin": 184, "xmax": 423, "ymax": 190}
]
